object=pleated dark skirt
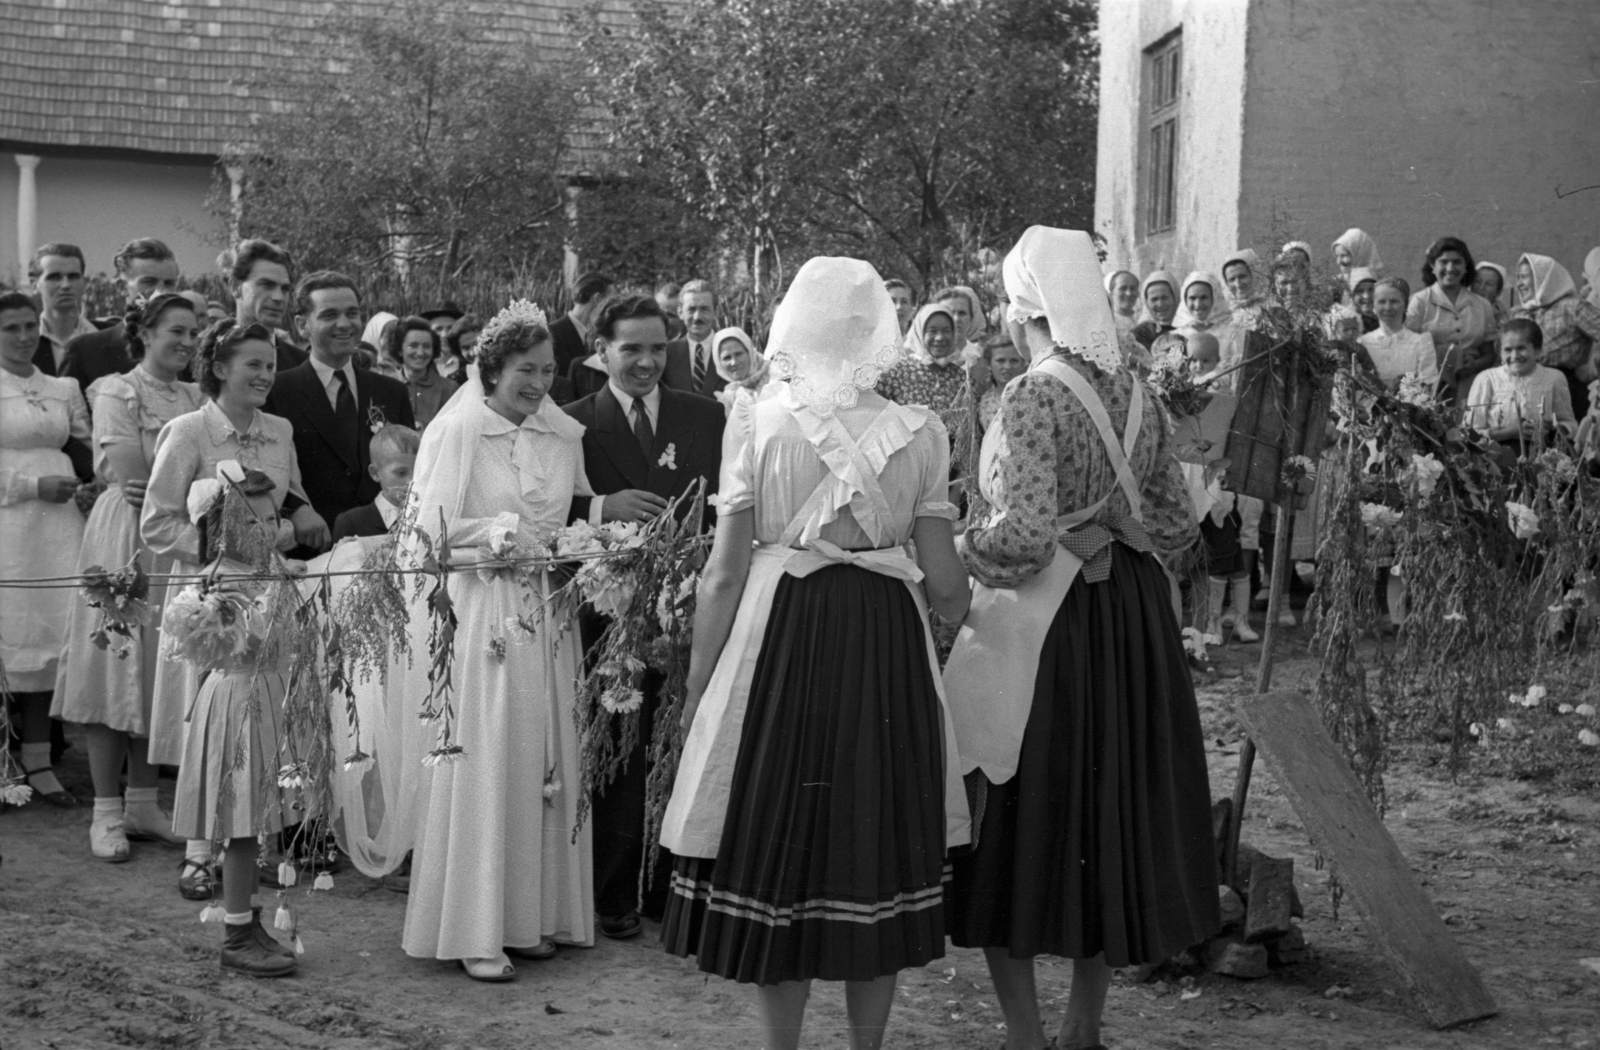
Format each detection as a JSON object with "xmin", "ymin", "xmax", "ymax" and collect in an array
[
  {"xmin": 948, "ymin": 545, "xmax": 1220, "ymax": 967},
  {"xmin": 661, "ymin": 564, "xmax": 948, "ymax": 985}
]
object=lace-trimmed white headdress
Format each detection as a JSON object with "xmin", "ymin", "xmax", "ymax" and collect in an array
[
  {"xmin": 766, "ymin": 257, "xmax": 903, "ymax": 417},
  {"xmin": 1003, "ymin": 226, "xmax": 1123, "ymax": 374}
]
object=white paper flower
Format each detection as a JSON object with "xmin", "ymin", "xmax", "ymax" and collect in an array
[
  {"xmin": 1360, "ymin": 503, "xmax": 1402, "ymax": 530},
  {"xmin": 278, "ymin": 861, "xmax": 298, "ymax": 888},
  {"xmin": 1524, "ymin": 685, "xmax": 1548, "ymax": 706},
  {"xmin": 1558, "ymin": 703, "xmax": 1575, "ymax": 715},
  {"xmin": 313, "ymin": 873, "xmax": 334, "ymax": 891},
  {"xmin": 600, "ymin": 686, "xmax": 645, "ymax": 714},
  {"xmin": 0, "ymin": 782, "xmax": 33, "ymax": 806},
  {"xmin": 1505, "ymin": 501, "xmax": 1540, "ymax": 540},
  {"xmin": 1404, "ymin": 453, "xmax": 1445, "ymax": 498},
  {"xmin": 1576, "ymin": 703, "xmax": 1597, "ymax": 718},
  {"xmin": 658, "ymin": 443, "xmax": 677, "ymax": 470},
  {"xmin": 1443, "ymin": 611, "xmax": 1466, "ymax": 623},
  {"xmin": 1579, "ymin": 729, "xmax": 1600, "ymax": 748}
]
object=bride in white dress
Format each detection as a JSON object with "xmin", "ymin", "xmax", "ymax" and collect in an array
[{"xmin": 399, "ymin": 301, "xmax": 595, "ymax": 981}]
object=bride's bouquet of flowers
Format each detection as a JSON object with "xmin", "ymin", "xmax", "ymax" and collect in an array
[{"xmin": 1146, "ymin": 346, "xmax": 1210, "ymax": 419}]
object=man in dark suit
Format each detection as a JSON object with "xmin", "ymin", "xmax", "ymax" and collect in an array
[
  {"xmin": 660, "ymin": 279, "xmax": 727, "ymax": 398},
  {"xmin": 265, "ymin": 271, "xmax": 414, "ymax": 547},
  {"xmin": 61, "ymin": 237, "xmax": 183, "ymax": 391},
  {"xmin": 564, "ymin": 293, "xmax": 724, "ymax": 940},
  {"xmin": 548, "ymin": 271, "xmax": 614, "ymax": 378},
  {"xmin": 227, "ymin": 238, "xmax": 308, "ymax": 373}
]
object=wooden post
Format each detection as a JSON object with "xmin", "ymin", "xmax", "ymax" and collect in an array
[{"xmin": 1223, "ymin": 497, "xmax": 1294, "ymax": 889}]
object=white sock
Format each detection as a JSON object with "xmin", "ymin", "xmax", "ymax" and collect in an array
[
  {"xmin": 92, "ymin": 796, "xmax": 123, "ymax": 822},
  {"xmin": 20, "ymin": 743, "xmax": 65, "ymax": 796},
  {"xmin": 223, "ymin": 910, "xmax": 252, "ymax": 926},
  {"xmin": 186, "ymin": 840, "xmax": 213, "ymax": 865},
  {"xmin": 124, "ymin": 786, "xmax": 163, "ymax": 823}
]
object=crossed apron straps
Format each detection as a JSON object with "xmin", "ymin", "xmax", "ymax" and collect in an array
[
  {"xmin": 1030, "ymin": 357, "xmax": 1146, "ymax": 530},
  {"xmin": 778, "ymin": 408, "xmax": 898, "ymax": 549}
]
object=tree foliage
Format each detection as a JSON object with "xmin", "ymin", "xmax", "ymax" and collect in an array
[
  {"xmin": 576, "ymin": 0, "xmax": 1098, "ymax": 291},
  {"xmin": 222, "ymin": 0, "xmax": 576, "ymax": 282}
]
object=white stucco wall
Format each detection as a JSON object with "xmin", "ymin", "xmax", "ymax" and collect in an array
[
  {"xmin": 1093, "ymin": 0, "xmax": 1249, "ymax": 278},
  {"xmin": 0, "ymin": 152, "xmax": 224, "ymax": 287},
  {"xmin": 1237, "ymin": 0, "xmax": 1600, "ymax": 285}
]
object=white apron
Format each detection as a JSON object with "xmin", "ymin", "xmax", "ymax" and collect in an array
[
  {"xmin": 661, "ymin": 423, "xmax": 972, "ymax": 859},
  {"xmin": 943, "ymin": 357, "xmax": 1161, "ymax": 786}
]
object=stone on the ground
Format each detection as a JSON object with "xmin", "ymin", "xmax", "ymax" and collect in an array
[
  {"xmin": 1204, "ymin": 934, "xmax": 1269, "ymax": 979},
  {"xmin": 1245, "ymin": 854, "xmax": 1295, "ymax": 942},
  {"xmin": 1266, "ymin": 924, "xmax": 1307, "ymax": 968},
  {"xmin": 1235, "ymin": 843, "xmax": 1306, "ymax": 917},
  {"xmin": 1218, "ymin": 886, "xmax": 1245, "ymax": 925}
]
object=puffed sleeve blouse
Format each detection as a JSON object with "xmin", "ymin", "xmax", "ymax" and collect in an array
[
  {"xmin": 140, "ymin": 399, "xmax": 307, "ymax": 563},
  {"xmin": 962, "ymin": 357, "xmax": 1196, "ymax": 589},
  {"xmin": 1406, "ymin": 285, "xmax": 1497, "ymax": 368},
  {"xmin": 717, "ymin": 391, "xmax": 958, "ymax": 550},
  {"xmin": 89, "ymin": 369, "xmax": 205, "ymax": 484}
]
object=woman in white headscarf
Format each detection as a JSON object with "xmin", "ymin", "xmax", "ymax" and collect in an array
[
  {"xmin": 1331, "ymin": 228, "xmax": 1384, "ymax": 282},
  {"xmin": 1172, "ymin": 270, "xmax": 1232, "ymax": 335},
  {"xmin": 361, "ymin": 311, "xmax": 399, "ymax": 362},
  {"xmin": 943, "ymin": 227, "xmax": 1219, "ymax": 1050},
  {"xmin": 663, "ymin": 257, "xmax": 971, "ymax": 1049},
  {"xmin": 709, "ymin": 325, "xmax": 768, "ymax": 413},
  {"xmin": 880, "ymin": 303, "xmax": 980, "ymax": 494},
  {"xmin": 1131, "ymin": 270, "xmax": 1179, "ymax": 349},
  {"xmin": 933, "ymin": 284, "xmax": 988, "ymax": 363},
  {"xmin": 1511, "ymin": 252, "xmax": 1600, "ymax": 420},
  {"xmin": 1104, "ymin": 269, "xmax": 1140, "ymax": 336}
]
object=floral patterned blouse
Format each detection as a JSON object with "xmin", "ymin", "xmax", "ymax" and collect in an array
[
  {"xmin": 1511, "ymin": 296, "xmax": 1600, "ymax": 375},
  {"xmin": 876, "ymin": 357, "xmax": 979, "ymax": 477},
  {"xmin": 962, "ymin": 355, "xmax": 1196, "ymax": 589}
]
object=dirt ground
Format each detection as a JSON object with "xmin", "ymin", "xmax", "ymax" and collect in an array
[{"xmin": 4, "ymin": 631, "xmax": 1599, "ymax": 1050}]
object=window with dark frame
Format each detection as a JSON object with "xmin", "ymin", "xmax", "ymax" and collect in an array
[{"xmin": 1146, "ymin": 34, "xmax": 1181, "ymax": 235}]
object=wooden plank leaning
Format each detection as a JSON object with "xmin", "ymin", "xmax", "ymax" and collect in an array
[{"xmin": 1236, "ymin": 690, "xmax": 1499, "ymax": 1030}]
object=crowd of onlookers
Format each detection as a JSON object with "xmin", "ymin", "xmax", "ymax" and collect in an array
[{"xmin": 1, "ymin": 226, "xmax": 1596, "ymax": 979}]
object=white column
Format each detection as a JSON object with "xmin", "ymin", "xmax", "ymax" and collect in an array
[{"xmin": 15, "ymin": 154, "xmax": 41, "ymax": 278}]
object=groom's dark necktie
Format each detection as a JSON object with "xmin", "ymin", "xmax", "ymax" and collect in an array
[
  {"xmin": 631, "ymin": 399, "xmax": 654, "ymax": 460},
  {"xmin": 692, "ymin": 342, "xmax": 707, "ymax": 390},
  {"xmin": 333, "ymin": 369, "xmax": 359, "ymax": 456}
]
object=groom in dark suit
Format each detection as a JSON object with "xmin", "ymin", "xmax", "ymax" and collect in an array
[
  {"xmin": 265, "ymin": 271, "xmax": 414, "ymax": 546},
  {"xmin": 565, "ymin": 293, "xmax": 724, "ymax": 939}
]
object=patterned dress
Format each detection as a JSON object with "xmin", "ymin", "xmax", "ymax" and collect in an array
[
  {"xmin": 876, "ymin": 357, "xmax": 978, "ymax": 493},
  {"xmin": 948, "ymin": 354, "xmax": 1221, "ymax": 967},
  {"xmin": 54, "ymin": 368, "xmax": 204, "ymax": 733}
]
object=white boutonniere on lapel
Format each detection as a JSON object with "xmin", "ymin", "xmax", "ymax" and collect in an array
[{"xmin": 658, "ymin": 443, "xmax": 677, "ymax": 470}]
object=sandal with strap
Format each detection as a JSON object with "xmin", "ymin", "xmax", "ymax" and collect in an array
[
  {"xmin": 460, "ymin": 954, "xmax": 516, "ymax": 982},
  {"xmin": 179, "ymin": 858, "xmax": 220, "ymax": 901}
]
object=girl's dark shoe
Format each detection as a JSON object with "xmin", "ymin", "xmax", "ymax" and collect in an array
[{"xmin": 221, "ymin": 921, "xmax": 297, "ymax": 977}]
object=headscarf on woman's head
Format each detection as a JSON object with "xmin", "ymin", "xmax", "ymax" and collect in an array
[
  {"xmin": 710, "ymin": 325, "xmax": 766, "ymax": 385},
  {"xmin": 361, "ymin": 311, "xmax": 399, "ymax": 354},
  {"xmin": 1517, "ymin": 253, "xmax": 1578, "ymax": 310},
  {"xmin": 1280, "ymin": 240, "xmax": 1314, "ymax": 265},
  {"xmin": 1332, "ymin": 228, "xmax": 1384, "ymax": 275},
  {"xmin": 1219, "ymin": 249, "xmax": 1263, "ymax": 306},
  {"xmin": 1172, "ymin": 271, "xmax": 1232, "ymax": 331},
  {"xmin": 1475, "ymin": 262, "xmax": 1508, "ymax": 304},
  {"xmin": 1002, "ymin": 226, "xmax": 1123, "ymax": 375},
  {"xmin": 1583, "ymin": 247, "xmax": 1600, "ymax": 309},
  {"xmin": 1103, "ymin": 269, "xmax": 1137, "ymax": 298},
  {"xmin": 765, "ymin": 256, "xmax": 902, "ymax": 417},
  {"xmin": 904, "ymin": 303, "xmax": 961, "ymax": 367},
  {"xmin": 1347, "ymin": 266, "xmax": 1379, "ymax": 292},
  {"xmin": 1137, "ymin": 270, "xmax": 1179, "ymax": 325}
]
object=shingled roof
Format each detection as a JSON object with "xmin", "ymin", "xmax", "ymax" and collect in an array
[{"xmin": 0, "ymin": 0, "xmax": 624, "ymax": 164}]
